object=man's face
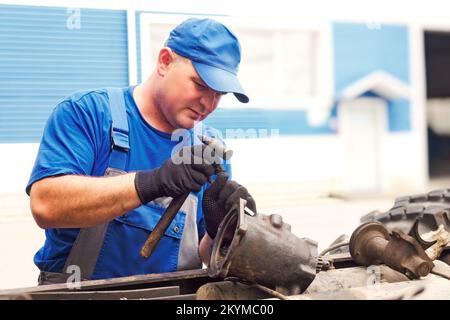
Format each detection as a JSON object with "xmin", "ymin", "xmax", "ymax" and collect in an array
[{"xmin": 155, "ymin": 50, "xmax": 223, "ymax": 131}]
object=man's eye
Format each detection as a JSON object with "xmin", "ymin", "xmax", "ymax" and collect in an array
[{"xmin": 194, "ymin": 81, "xmax": 207, "ymax": 90}]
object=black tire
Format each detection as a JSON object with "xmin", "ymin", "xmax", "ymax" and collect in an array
[
  {"xmin": 360, "ymin": 189, "xmax": 450, "ymax": 265},
  {"xmin": 360, "ymin": 189, "xmax": 450, "ymax": 235}
]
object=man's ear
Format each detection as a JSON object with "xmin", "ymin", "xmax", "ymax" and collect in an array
[{"xmin": 156, "ymin": 47, "xmax": 175, "ymax": 76}]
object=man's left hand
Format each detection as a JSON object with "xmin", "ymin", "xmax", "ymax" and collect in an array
[{"xmin": 202, "ymin": 172, "xmax": 257, "ymax": 239}]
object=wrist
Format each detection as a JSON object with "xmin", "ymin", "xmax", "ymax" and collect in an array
[
  {"xmin": 134, "ymin": 169, "xmax": 163, "ymax": 204},
  {"xmin": 199, "ymin": 233, "xmax": 214, "ymax": 266}
]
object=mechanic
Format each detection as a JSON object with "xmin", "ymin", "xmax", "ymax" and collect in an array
[{"xmin": 26, "ymin": 18, "xmax": 256, "ymax": 285}]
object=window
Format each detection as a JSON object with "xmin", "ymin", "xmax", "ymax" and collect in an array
[
  {"xmin": 237, "ymin": 28, "xmax": 317, "ymax": 100},
  {"xmin": 139, "ymin": 14, "xmax": 332, "ymax": 110}
]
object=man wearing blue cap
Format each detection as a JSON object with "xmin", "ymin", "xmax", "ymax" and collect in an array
[{"xmin": 27, "ymin": 18, "xmax": 256, "ymax": 284}]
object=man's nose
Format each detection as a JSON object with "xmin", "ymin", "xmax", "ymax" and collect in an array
[{"xmin": 199, "ymin": 90, "xmax": 220, "ymax": 113}]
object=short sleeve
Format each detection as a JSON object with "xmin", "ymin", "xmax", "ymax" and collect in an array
[{"xmin": 26, "ymin": 98, "xmax": 104, "ymax": 195}]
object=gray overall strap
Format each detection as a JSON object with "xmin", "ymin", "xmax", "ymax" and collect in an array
[{"xmin": 62, "ymin": 87, "xmax": 130, "ymax": 281}]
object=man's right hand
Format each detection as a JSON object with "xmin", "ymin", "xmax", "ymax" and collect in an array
[{"xmin": 134, "ymin": 144, "xmax": 219, "ymax": 204}]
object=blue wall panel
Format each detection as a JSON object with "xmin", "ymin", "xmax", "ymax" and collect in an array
[
  {"xmin": 333, "ymin": 23, "xmax": 411, "ymax": 131},
  {"xmin": 387, "ymin": 100, "xmax": 411, "ymax": 131},
  {"xmin": 0, "ymin": 4, "xmax": 129, "ymax": 143}
]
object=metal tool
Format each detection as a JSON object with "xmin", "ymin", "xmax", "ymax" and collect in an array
[{"xmin": 140, "ymin": 135, "xmax": 233, "ymax": 259}]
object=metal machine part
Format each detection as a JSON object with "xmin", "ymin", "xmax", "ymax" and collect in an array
[
  {"xmin": 359, "ymin": 189, "xmax": 450, "ymax": 266},
  {"xmin": 349, "ymin": 221, "xmax": 434, "ymax": 279},
  {"xmin": 208, "ymin": 199, "xmax": 318, "ymax": 294}
]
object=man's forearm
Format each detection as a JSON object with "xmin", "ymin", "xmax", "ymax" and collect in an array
[{"xmin": 30, "ymin": 173, "xmax": 141, "ymax": 228}]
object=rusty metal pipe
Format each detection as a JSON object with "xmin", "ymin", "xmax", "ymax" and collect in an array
[{"xmin": 350, "ymin": 222, "xmax": 434, "ymax": 279}]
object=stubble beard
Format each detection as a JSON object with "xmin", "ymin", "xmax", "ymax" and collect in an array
[{"xmin": 154, "ymin": 88, "xmax": 197, "ymax": 131}]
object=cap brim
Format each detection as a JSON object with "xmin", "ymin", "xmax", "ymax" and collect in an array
[{"xmin": 193, "ymin": 61, "xmax": 249, "ymax": 103}]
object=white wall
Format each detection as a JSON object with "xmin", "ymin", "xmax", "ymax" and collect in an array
[
  {"xmin": 0, "ymin": 144, "xmax": 39, "ymax": 194},
  {"xmin": 226, "ymin": 136, "xmax": 343, "ymax": 185},
  {"xmin": 228, "ymin": 131, "xmax": 427, "ymax": 196},
  {"xmin": 381, "ymin": 132, "xmax": 428, "ymax": 194}
]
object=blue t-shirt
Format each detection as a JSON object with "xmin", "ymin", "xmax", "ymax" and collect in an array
[{"xmin": 27, "ymin": 86, "xmax": 231, "ymax": 279}]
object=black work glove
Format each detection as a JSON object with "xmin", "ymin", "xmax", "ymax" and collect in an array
[
  {"xmin": 202, "ymin": 172, "xmax": 257, "ymax": 239},
  {"xmin": 134, "ymin": 144, "xmax": 220, "ymax": 204}
]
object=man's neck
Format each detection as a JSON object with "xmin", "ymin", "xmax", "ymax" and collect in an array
[{"xmin": 133, "ymin": 79, "xmax": 174, "ymax": 133}]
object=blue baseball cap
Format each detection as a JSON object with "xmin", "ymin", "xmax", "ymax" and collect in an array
[{"xmin": 165, "ymin": 18, "xmax": 249, "ymax": 103}]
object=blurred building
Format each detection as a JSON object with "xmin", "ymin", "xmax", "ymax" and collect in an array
[{"xmin": 1, "ymin": 1, "xmax": 449, "ymax": 196}]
